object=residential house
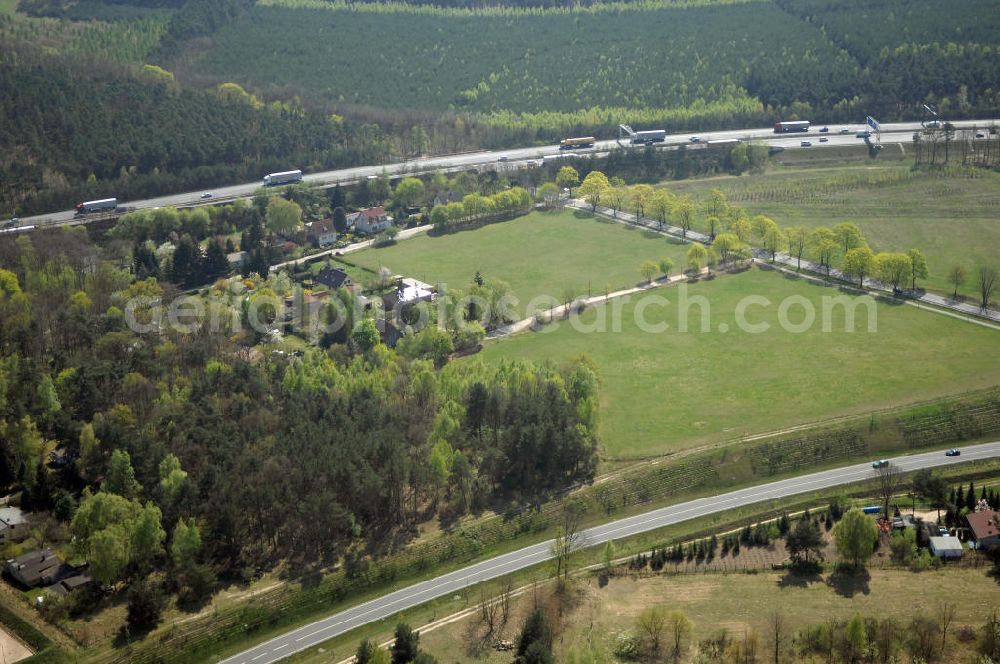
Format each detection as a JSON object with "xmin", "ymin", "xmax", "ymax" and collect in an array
[
  {"xmin": 432, "ymin": 191, "xmax": 457, "ymax": 207},
  {"xmin": 307, "ymin": 219, "xmax": 338, "ymax": 248},
  {"xmin": 381, "ymin": 277, "xmax": 436, "ymax": 347},
  {"xmin": 0, "ymin": 507, "xmax": 27, "ymax": 544},
  {"xmin": 967, "ymin": 510, "xmax": 1000, "ymax": 550},
  {"xmin": 315, "ymin": 266, "xmax": 354, "ymax": 291},
  {"xmin": 227, "ymin": 251, "xmax": 249, "ymax": 270},
  {"xmin": 928, "ymin": 536, "xmax": 964, "ymax": 559},
  {"xmin": 4, "ymin": 549, "xmax": 66, "ymax": 589},
  {"xmin": 350, "ymin": 207, "xmax": 393, "ymax": 235}
]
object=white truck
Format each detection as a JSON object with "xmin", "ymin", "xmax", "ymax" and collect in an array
[
  {"xmin": 75, "ymin": 198, "xmax": 118, "ymax": 214},
  {"xmin": 263, "ymin": 170, "xmax": 303, "ymax": 186}
]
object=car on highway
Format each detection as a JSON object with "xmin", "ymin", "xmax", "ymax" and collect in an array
[
  {"xmin": 872, "ymin": 459, "xmax": 889, "ymax": 469},
  {"xmin": 200, "ymin": 192, "xmax": 213, "ymax": 199},
  {"xmin": 3, "ymin": 217, "xmax": 18, "ymax": 229},
  {"xmin": 819, "ymin": 126, "xmax": 829, "ymax": 133},
  {"xmin": 689, "ymin": 136, "xmax": 701, "ymax": 143},
  {"xmin": 856, "ymin": 130, "xmax": 871, "ymax": 139},
  {"xmin": 839, "ymin": 128, "xmax": 851, "ymax": 134},
  {"xmin": 976, "ymin": 132, "xmax": 986, "ymax": 139},
  {"xmin": 497, "ymin": 155, "xmax": 509, "ymax": 162},
  {"xmin": 800, "ymin": 140, "xmax": 812, "ymax": 147},
  {"xmin": 819, "ymin": 136, "xmax": 829, "ymax": 142},
  {"xmin": 945, "ymin": 448, "xmax": 961, "ymax": 457}
]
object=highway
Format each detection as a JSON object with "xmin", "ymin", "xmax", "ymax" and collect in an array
[
  {"xmin": 16, "ymin": 119, "xmax": 998, "ymax": 230},
  {"xmin": 220, "ymin": 441, "xmax": 1000, "ymax": 664}
]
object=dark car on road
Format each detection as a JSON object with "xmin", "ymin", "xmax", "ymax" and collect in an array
[
  {"xmin": 872, "ymin": 459, "xmax": 889, "ymax": 469},
  {"xmin": 945, "ymin": 448, "xmax": 961, "ymax": 457}
]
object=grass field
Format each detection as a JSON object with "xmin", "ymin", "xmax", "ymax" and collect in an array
[
  {"xmin": 668, "ymin": 150, "xmax": 1000, "ymax": 295},
  {"xmin": 342, "ymin": 210, "xmax": 689, "ymax": 317},
  {"xmin": 418, "ymin": 567, "xmax": 994, "ymax": 663},
  {"xmin": 475, "ymin": 267, "xmax": 1000, "ymax": 459}
]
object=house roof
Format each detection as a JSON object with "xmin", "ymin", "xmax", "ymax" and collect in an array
[
  {"xmin": 316, "ymin": 266, "xmax": 352, "ymax": 290},
  {"xmin": 361, "ymin": 206, "xmax": 386, "ymax": 220},
  {"xmin": 0, "ymin": 507, "xmax": 26, "ymax": 527},
  {"xmin": 5, "ymin": 549, "xmax": 64, "ymax": 587},
  {"xmin": 929, "ymin": 536, "xmax": 963, "ymax": 552},
  {"xmin": 967, "ymin": 510, "xmax": 1000, "ymax": 540},
  {"xmin": 308, "ymin": 219, "xmax": 336, "ymax": 235}
]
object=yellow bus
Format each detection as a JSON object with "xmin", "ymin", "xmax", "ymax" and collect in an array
[{"xmin": 559, "ymin": 136, "xmax": 596, "ymax": 150}]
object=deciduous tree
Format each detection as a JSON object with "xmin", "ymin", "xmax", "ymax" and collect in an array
[{"xmin": 833, "ymin": 508, "xmax": 878, "ymax": 570}]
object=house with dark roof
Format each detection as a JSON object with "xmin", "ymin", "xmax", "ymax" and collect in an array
[
  {"xmin": 4, "ymin": 549, "xmax": 66, "ymax": 588},
  {"xmin": 316, "ymin": 266, "xmax": 354, "ymax": 291},
  {"xmin": 307, "ymin": 219, "xmax": 338, "ymax": 248},
  {"xmin": 967, "ymin": 510, "xmax": 1000, "ymax": 550},
  {"xmin": 49, "ymin": 574, "xmax": 94, "ymax": 597}
]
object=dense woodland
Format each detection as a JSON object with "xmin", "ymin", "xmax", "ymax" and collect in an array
[
  {"xmin": 2, "ymin": 0, "xmax": 1000, "ymax": 216},
  {"xmin": 0, "ymin": 226, "xmax": 599, "ymax": 616}
]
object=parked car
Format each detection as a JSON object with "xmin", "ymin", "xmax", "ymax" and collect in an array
[
  {"xmin": 819, "ymin": 136, "xmax": 829, "ymax": 142},
  {"xmin": 800, "ymin": 140, "xmax": 812, "ymax": 147},
  {"xmin": 819, "ymin": 126, "xmax": 829, "ymax": 133},
  {"xmin": 945, "ymin": 448, "xmax": 961, "ymax": 457},
  {"xmin": 200, "ymin": 192, "xmax": 213, "ymax": 199},
  {"xmin": 872, "ymin": 459, "xmax": 889, "ymax": 469}
]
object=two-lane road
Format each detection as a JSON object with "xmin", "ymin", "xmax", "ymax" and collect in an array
[
  {"xmin": 18, "ymin": 119, "xmax": 998, "ymax": 230},
  {"xmin": 221, "ymin": 441, "xmax": 1000, "ymax": 664}
]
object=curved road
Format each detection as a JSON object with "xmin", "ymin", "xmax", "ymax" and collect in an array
[
  {"xmin": 15, "ymin": 119, "xmax": 998, "ymax": 230},
  {"xmin": 220, "ymin": 441, "xmax": 1000, "ymax": 664}
]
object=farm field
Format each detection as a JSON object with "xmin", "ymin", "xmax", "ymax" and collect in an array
[
  {"xmin": 341, "ymin": 209, "xmax": 689, "ymax": 317},
  {"xmin": 418, "ymin": 567, "xmax": 995, "ymax": 663},
  {"xmin": 668, "ymin": 157, "xmax": 1000, "ymax": 295},
  {"xmin": 475, "ymin": 267, "xmax": 1000, "ymax": 459}
]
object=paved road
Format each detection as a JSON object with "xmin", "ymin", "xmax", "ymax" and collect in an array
[
  {"xmin": 220, "ymin": 442, "xmax": 1000, "ymax": 664},
  {"xmin": 14, "ymin": 119, "xmax": 997, "ymax": 231}
]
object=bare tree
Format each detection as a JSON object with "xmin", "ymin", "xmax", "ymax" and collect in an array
[
  {"xmin": 938, "ymin": 602, "xmax": 956, "ymax": 654},
  {"xmin": 550, "ymin": 499, "xmax": 586, "ymax": 580},
  {"xmin": 768, "ymin": 612, "xmax": 787, "ymax": 664},
  {"xmin": 477, "ymin": 583, "xmax": 499, "ymax": 644},
  {"xmin": 908, "ymin": 613, "xmax": 940, "ymax": 661},
  {"xmin": 668, "ymin": 611, "xmax": 692, "ymax": 663},
  {"xmin": 873, "ymin": 463, "xmax": 902, "ymax": 518},
  {"xmin": 498, "ymin": 576, "xmax": 514, "ymax": 633},
  {"xmin": 636, "ymin": 607, "xmax": 668, "ymax": 657},
  {"xmin": 979, "ymin": 266, "xmax": 998, "ymax": 310}
]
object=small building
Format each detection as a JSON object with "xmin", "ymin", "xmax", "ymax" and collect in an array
[
  {"xmin": 350, "ymin": 207, "xmax": 393, "ymax": 235},
  {"xmin": 928, "ymin": 536, "xmax": 964, "ymax": 559},
  {"xmin": 227, "ymin": 251, "xmax": 249, "ymax": 269},
  {"xmin": 0, "ymin": 507, "xmax": 28, "ymax": 544},
  {"xmin": 306, "ymin": 219, "xmax": 338, "ymax": 248},
  {"xmin": 967, "ymin": 510, "xmax": 1000, "ymax": 550},
  {"xmin": 315, "ymin": 266, "xmax": 353, "ymax": 291},
  {"xmin": 49, "ymin": 574, "xmax": 93, "ymax": 597},
  {"xmin": 4, "ymin": 549, "xmax": 65, "ymax": 589}
]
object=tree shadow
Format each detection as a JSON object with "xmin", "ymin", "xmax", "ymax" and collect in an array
[
  {"xmin": 826, "ymin": 566, "xmax": 871, "ymax": 598},
  {"xmin": 777, "ymin": 563, "xmax": 823, "ymax": 589}
]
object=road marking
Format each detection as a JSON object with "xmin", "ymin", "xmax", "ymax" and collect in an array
[
  {"xmin": 252, "ymin": 653, "xmax": 267, "ymax": 661},
  {"xmin": 274, "ymin": 643, "xmax": 288, "ymax": 650}
]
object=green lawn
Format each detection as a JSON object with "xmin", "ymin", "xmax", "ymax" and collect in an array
[
  {"xmin": 344, "ymin": 210, "xmax": 689, "ymax": 317},
  {"xmin": 667, "ymin": 152, "xmax": 1000, "ymax": 295},
  {"xmin": 475, "ymin": 267, "xmax": 1000, "ymax": 459}
]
